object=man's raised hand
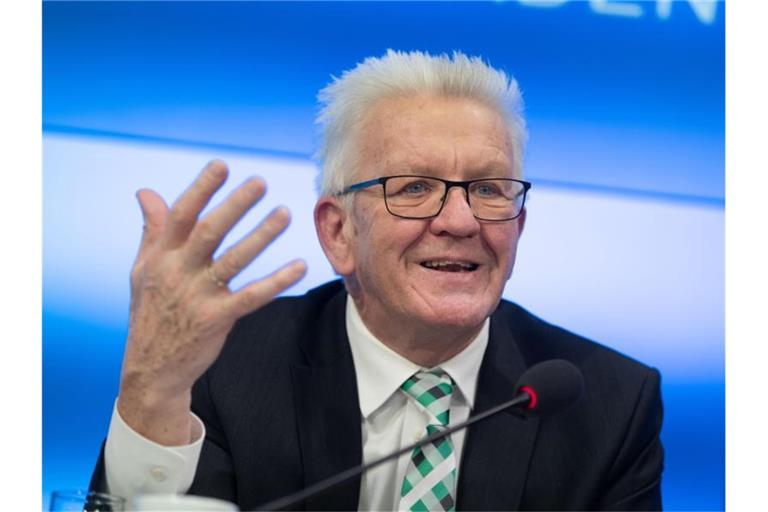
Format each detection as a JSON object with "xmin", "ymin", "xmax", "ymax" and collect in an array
[{"xmin": 117, "ymin": 160, "xmax": 306, "ymax": 445}]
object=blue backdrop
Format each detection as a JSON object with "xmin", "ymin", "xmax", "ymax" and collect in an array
[{"xmin": 43, "ymin": 1, "xmax": 724, "ymax": 510}]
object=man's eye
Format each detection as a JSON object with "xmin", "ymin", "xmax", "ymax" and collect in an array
[
  {"xmin": 401, "ymin": 181, "xmax": 431, "ymax": 195},
  {"xmin": 474, "ymin": 184, "xmax": 502, "ymax": 197}
]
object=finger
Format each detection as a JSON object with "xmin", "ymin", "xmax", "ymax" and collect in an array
[
  {"xmin": 163, "ymin": 160, "xmax": 229, "ymax": 249},
  {"xmin": 225, "ymin": 259, "xmax": 307, "ymax": 319},
  {"xmin": 185, "ymin": 176, "xmax": 266, "ymax": 265},
  {"xmin": 209, "ymin": 206, "xmax": 291, "ymax": 283},
  {"xmin": 135, "ymin": 188, "xmax": 169, "ymax": 256}
]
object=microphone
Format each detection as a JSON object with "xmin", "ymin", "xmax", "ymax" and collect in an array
[
  {"xmin": 255, "ymin": 359, "xmax": 584, "ymax": 511},
  {"xmin": 514, "ymin": 358, "xmax": 585, "ymax": 418}
]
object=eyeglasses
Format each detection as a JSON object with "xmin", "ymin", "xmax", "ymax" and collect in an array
[{"xmin": 338, "ymin": 175, "xmax": 531, "ymax": 221}]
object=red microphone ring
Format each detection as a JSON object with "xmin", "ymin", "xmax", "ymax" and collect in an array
[{"xmin": 519, "ymin": 385, "xmax": 538, "ymax": 410}]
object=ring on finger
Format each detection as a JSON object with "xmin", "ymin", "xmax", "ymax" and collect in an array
[{"xmin": 207, "ymin": 264, "xmax": 229, "ymax": 288}]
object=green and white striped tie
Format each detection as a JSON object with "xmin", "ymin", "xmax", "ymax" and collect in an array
[{"xmin": 399, "ymin": 369, "xmax": 457, "ymax": 511}]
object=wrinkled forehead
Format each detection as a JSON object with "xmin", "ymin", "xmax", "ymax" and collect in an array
[
  {"xmin": 356, "ymin": 94, "xmax": 517, "ymax": 180},
  {"xmin": 376, "ymin": 144, "xmax": 515, "ymax": 180}
]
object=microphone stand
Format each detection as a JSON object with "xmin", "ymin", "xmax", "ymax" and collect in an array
[{"xmin": 254, "ymin": 392, "xmax": 531, "ymax": 511}]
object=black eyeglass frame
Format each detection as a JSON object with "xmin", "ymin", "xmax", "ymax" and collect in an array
[{"xmin": 338, "ymin": 175, "xmax": 532, "ymax": 221}]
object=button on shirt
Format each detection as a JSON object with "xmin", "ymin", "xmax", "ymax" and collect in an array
[{"xmin": 104, "ymin": 296, "xmax": 489, "ymax": 510}]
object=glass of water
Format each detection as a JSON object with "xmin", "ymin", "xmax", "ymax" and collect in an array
[{"xmin": 49, "ymin": 490, "xmax": 125, "ymax": 511}]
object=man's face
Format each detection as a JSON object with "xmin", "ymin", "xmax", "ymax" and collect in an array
[{"xmin": 342, "ymin": 94, "xmax": 525, "ymax": 337}]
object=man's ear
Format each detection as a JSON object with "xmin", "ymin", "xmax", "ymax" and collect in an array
[{"xmin": 314, "ymin": 196, "xmax": 356, "ymax": 276}]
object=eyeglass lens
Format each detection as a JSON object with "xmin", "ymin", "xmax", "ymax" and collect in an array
[{"xmin": 384, "ymin": 176, "xmax": 525, "ymax": 220}]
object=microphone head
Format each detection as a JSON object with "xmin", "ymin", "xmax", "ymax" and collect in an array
[{"xmin": 514, "ymin": 359, "xmax": 585, "ymax": 418}]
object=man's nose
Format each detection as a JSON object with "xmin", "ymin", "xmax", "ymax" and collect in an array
[{"xmin": 429, "ymin": 186, "xmax": 480, "ymax": 237}]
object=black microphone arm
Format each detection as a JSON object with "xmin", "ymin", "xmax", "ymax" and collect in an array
[
  {"xmin": 254, "ymin": 359, "xmax": 584, "ymax": 511},
  {"xmin": 254, "ymin": 392, "xmax": 532, "ymax": 511}
]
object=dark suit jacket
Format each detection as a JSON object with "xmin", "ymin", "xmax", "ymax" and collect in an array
[{"xmin": 91, "ymin": 280, "xmax": 663, "ymax": 510}]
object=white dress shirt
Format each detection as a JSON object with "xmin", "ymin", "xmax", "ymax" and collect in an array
[
  {"xmin": 104, "ymin": 296, "xmax": 489, "ymax": 510},
  {"xmin": 346, "ymin": 298, "xmax": 488, "ymax": 510}
]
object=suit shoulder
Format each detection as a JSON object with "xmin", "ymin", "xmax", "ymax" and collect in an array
[
  {"xmin": 494, "ymin": 300, "xmax": 658, "ymax": 386},
  {"xmin": 213, "ymin": 280, "xmax": 346, "ymax": 364},
  {"xmin": 229, "ymin": 280, "xmax": 345, "ymax": 336}
]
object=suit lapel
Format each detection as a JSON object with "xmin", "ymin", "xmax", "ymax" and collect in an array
[
  {"xmin": 290, "ymin": 289, "xmax": 362, "ymax": 511},
  {"xmin": 456, "ymin": 308, "xmax": 540, "ymax": 511}
]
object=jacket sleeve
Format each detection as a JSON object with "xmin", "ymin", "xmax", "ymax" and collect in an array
[{"xmin": 186, "ymin": 371, "xmax": 239, "ymax": 503}]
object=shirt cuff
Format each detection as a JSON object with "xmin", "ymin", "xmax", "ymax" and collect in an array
[{"xmin": 104, "ymin": 399, "xmax": 205, "ymax": 500}]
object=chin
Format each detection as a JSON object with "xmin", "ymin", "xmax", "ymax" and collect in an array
[{"xmin": 412, "ymin": 296, "xmax": 497, "ymax": 330}]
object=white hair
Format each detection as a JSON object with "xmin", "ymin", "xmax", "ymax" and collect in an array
[{"xmin": 315, "ymin": 49, "xmax": 527, "ymax": 196}]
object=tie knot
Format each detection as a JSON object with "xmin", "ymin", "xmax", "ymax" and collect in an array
[{"xmin": 401, "ymin": 369, "xmax": 454, "ymax": 426}]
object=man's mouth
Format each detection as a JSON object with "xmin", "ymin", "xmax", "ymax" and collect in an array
[{"xmin": 420, "ymin": 260, "xmax": 480, "ymax": 273}]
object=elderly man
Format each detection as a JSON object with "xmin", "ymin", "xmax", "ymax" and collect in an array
[{"xmin": 90, "ymin": 51, "xmax": 663, "ymax": 511}]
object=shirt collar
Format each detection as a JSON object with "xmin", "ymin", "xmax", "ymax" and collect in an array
[{"xmin": 345, "ymin": 297, "xmax": 489, "ymax": 419}]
